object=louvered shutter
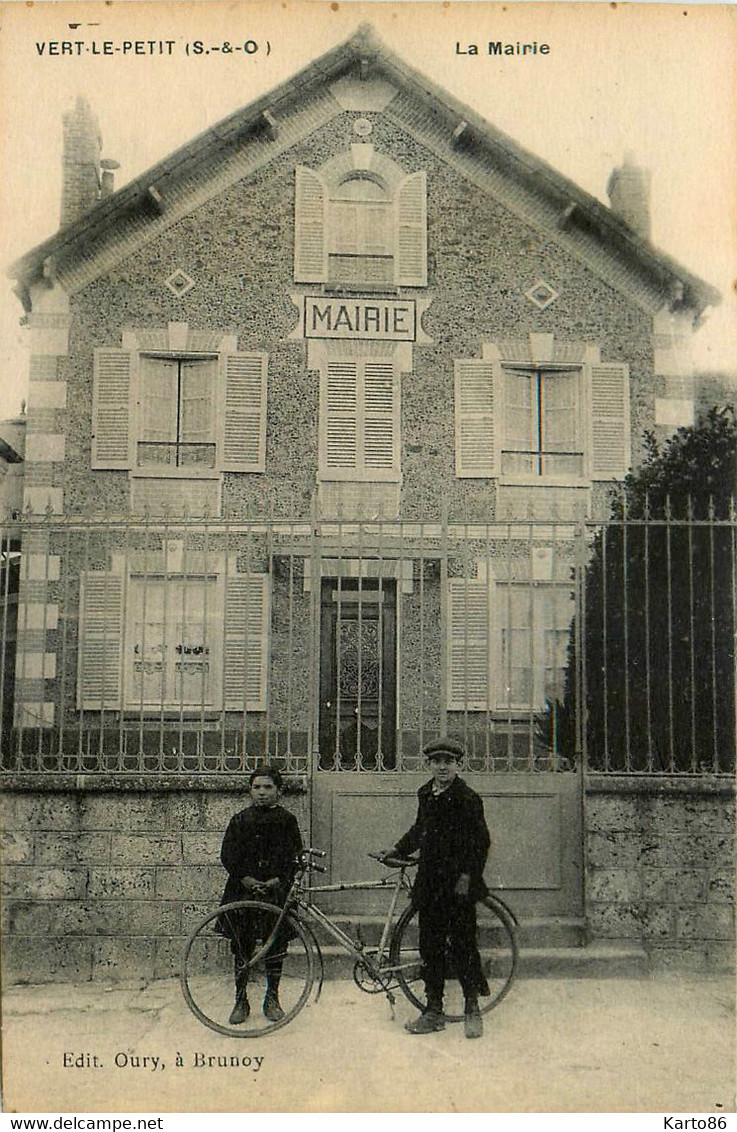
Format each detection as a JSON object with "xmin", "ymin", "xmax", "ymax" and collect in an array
[
  {"xmin": 395, "ymin": 171, "xmax": 427, "ymax": 287},
  {"xmin": 324, "ymin": 361, "xmax": 358, "ymax": 476},
  {"xmin": 588, "ymin": 362, "xmax": 630, "ymax": 478},
  {"xmin": 92, "ymin": 349, "xmax": 134, "ymax": 469},
  {"xmin": 363, "ymin": 361, "xmax": 398, "ymax": 480},
  {"xmin": 447, "ymin": 578, "xmax": 493, "ymax": 710},
  {"xmin": 77, "ymin": 572, "xmax": 124, "ymax": 710},
  {"xmin": 455, "ymin": 359, "xmax": 499, "ymax": 477},
  {"xmin": 223, "ymin": 574, "xmax": 270, "ymax": 711},
  {"xmin": 294, "ymin": 166, "xmax": 328, "ymax": 282},
  {"xmin": 220, "ymin": 353, "xmax": 267, "ymax": 472}
]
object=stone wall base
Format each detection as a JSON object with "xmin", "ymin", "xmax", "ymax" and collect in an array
[
  {"xmin": 1, "ymin": 777, "xmax": 309, "ymax": 985},
  {"xmin": 585, "ymin": 775, "xmax": 735, "ymax": 974}
]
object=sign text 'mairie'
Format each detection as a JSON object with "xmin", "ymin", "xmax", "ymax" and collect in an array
[{"xmin": 304, "ymin": 297, "xmax": 416, "ymax": 341}]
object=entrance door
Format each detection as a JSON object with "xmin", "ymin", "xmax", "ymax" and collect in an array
[{"xmin": 318, "ymin": 578, "xmax": 396, "ymax": 770}]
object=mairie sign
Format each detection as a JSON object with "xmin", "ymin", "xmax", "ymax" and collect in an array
[{"xmin": 304, "ymin": 297, "xmax": 416, "ymax": 341}]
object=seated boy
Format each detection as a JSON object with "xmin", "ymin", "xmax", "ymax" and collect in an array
[
  {"xmin": 218, "ymin": 764, "xmax": 303, "ymax": 1024},
  {"xmin": 380, "ymin": 737, "xmax": 491, "ymax": 1038}
]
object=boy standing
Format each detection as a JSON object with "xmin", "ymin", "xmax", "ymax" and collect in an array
[
  {"xmin": 219, "ymin": 765, "xmax": 303, "ymax": 1025},
  {"xmin": 381, "ymin": 737, "xmax": 491, "ymax": 1038}
]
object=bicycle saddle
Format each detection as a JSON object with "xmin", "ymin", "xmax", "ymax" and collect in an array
[{"xmin": 370, "ymin": 852, "xmax": 417, "ymax": 869}]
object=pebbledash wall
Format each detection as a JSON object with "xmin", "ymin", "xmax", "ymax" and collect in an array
[{"xmin": 1, "ymin": 776, "xmax": 733, "ymax": 983}]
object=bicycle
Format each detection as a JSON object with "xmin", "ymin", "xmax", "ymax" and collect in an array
[{"xmin": 181, "ymin": 848, "xmax": 518, "ymax": 1038}]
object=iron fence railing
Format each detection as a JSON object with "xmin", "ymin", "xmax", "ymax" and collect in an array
[{"xmin": 0, "ymin": 503, "xmax": 734, "ymax": 776}]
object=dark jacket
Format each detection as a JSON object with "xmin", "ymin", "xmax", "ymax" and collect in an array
[
  {"xmin": 220, "ymin": 803, "xmax": 303, "ymax": 907},
  {"xmin": 394, "ymin": 776, "xmax": 490, "ymax": 906}
]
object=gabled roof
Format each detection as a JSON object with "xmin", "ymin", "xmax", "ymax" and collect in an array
[{"xmin": 10, "ymin": 24, "xmax": 720, "ymax": 318}]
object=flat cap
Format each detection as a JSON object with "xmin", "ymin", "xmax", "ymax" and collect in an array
[{"xmin": 423, "ymin": 736, "xmax": 466, "ymax": 761}]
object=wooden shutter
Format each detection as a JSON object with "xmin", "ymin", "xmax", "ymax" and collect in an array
[
  {"xmin": 294, "ymin": 166, "xmax": 328, "ymax": 282},
  {"xmin": 447, "ymin": 578, "xmax": 493, "ymax": 710},
  {"xmin": 220, "ymin": 353, "xmax": 267, "ymax": 472},
  {"xmin": 223, "ymin": 574, "xmax": 270, "ymax": 711},
  {"xmin": 77, "ymin": 571, "xmax": 124, "ymax": 710},
  {"xmin": 588, "ymin": 362, "xmax": 630, "ymax": 478},
  {"xmin": 363, "ymin": 360, "xmax": 398, "ymax": 479},
  {"xmin": 92, "ymin": 349, "xmax": 134, "ymax": 469},
  {"xmin": 455, "ymin": 359, "xmax": 499, "ymax": 477},
  {"xmin": 323, "ymin": 361, "xmax": 358, "ymax": 476},
  {"xmin": 395, "ymin": 171, "xmax": 427, "ymax": 287}
]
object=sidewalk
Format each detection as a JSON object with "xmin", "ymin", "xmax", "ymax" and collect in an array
[{"xmin": 2, "ymin": 975, "xmax": 734, "ymax": 1113}]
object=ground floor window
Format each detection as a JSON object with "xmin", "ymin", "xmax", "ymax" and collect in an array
[{"xmin": 78, "ymin": 568, "xmax": 269, "ymax": 714}]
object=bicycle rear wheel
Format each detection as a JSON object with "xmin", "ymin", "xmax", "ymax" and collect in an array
[
  {"xmin": 389, "ymin": 894, "xmax": 518, "ymax": 1022},
  {"xmin": 181, "ymin": 900, "xmax": 315, "ymax": 1038}
]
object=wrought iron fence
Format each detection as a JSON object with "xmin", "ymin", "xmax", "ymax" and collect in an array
[{"xmin": 0, "ymin": 502, "xmax": 734, "ymax": 776}]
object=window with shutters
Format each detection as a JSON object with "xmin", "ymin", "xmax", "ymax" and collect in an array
[
  {"xmin": 294, "ymin": 162, "xmax": 427, "ymax": 289},
  {"xmin": 91, "ymin": 346, "xmax": 267, "ymax": 476},
  {"xmin": 447, "ymin": 577, "xmax": 573, "ymax": 713},
  {"xmin": 78, "ymin": 568, "xmax": 270, "ymax": 714},
  {"xmin": 455, "ymin": 349, "xmax": 630, "ymax": 484},
  {"xmin": 318, "ymin": 358, "xmax": 400, "ymax": 483}
]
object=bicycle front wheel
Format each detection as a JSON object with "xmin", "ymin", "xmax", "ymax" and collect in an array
[
  {"xmin": 389, "ymin": 894, "xmax": 518, "ymax": 1022},
  {"xmin": 181, "ymin": 900, "xmax": 315, "ymax": 1038}
]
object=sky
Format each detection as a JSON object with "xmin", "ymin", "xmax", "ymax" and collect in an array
[{"xmin": 0, "ymin": 0, "xmax": 735, "ymax": 420}]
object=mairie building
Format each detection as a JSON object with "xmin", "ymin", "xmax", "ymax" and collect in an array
[{"xmin": 2, "ymin": 26, "xmax": 732, "ymax": 983}]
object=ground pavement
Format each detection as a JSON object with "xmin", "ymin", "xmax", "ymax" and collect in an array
[{"xmin": 1, "ymin": 975, "xmax": 734, "ymax": 1113}]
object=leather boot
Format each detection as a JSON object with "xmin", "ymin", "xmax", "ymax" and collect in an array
[
  {"xmin": 229, "ymin": 965, "xmax": 250, "ymax": 1025},
  {"xmin": 405, "ymin": 1010, "xmax": 445, "ymax": 1034},
  {"xmin": 263, "ymin": 977, "xmax": 285, "ymax": 1022}
]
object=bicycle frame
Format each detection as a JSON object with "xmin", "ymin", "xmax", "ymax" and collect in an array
[{"xmin": 247, "ymin": 854, "xmax": 415, "ymax": 1007}]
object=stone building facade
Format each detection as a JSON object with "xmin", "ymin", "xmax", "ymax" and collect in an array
[{"xmin": 2, "ymin": 27, "xmax": 733, "ymax": 982}]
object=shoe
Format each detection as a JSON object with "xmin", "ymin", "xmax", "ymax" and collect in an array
[
  {"xmin": 263, "ymin": 992, "xmax": 285, "ymax": 1022},
  {"xmin": 464, "ymin": 1003, "xmax": 483, "ymax": 1039},
  {"xmin": 405, "ymin": 1010, "xmax": 445, "ymax": 1034},
  {"xmin": 228, "ymin": 993, "xmax": 250, "ymax": 1025}
]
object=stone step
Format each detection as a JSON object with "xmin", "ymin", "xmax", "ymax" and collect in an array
[
  {"xmin": 325, "ymin": 914, "xmax": 587, "ymax": 950},
  {"xmin": 318, "ymin": 940, "xmax": 649, "ymax": 980}
]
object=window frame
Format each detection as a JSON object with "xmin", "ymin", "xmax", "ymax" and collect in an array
[{"xmin": 501, "ymin": 362, "xmax": 588, "ymax": 487}]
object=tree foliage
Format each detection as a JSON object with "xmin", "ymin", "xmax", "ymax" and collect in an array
[{"xmin": 540, "ymin": 407, "xmax": 736, "ymax": 773}]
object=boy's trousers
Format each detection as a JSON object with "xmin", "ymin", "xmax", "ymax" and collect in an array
[{"xmin": 418, "ymin": 896, "xmax": 487, "ymax": 1005}]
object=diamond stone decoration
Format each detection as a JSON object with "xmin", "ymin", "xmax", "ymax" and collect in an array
[
  {"xmin": 353, "ymin": 117, "xmax": 373, "ymax": 138},
  {"xmin": 165, "ymin": 269, "xmax": 195, "ymax": 298},
  {"xmin": 524, "ymin": 280, "xmax": 559, "ymax": 311}
]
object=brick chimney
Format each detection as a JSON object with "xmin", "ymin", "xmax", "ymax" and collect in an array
[
  {"xmin": 606, "ymin": 152, "xmax": 651, "ymax": 241},
  {"xmin": 60, "ymin": 96, "xmax": 103, "ymax": 228}
]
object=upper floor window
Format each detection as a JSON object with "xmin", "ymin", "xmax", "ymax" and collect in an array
[
  {"xmin": 91, "ymin": 339, "xmax": 267, "ymax": 475},
  {"xmin": 330, "ymin": 175, "xmax": 394, "ymax": 287},
  {"xmin": 503, "ymin": 365, "xmax": 583, "ymax": 479},
  {"xmin": 454, "ymin": 341, "xmax": 630, "ymax": 484},
  {"xmin": 294, "ymin": 152, "xmax": 427, "ymax": 290},
  {"xmin": 138, "ymin": 356, "xmax": 217, "ymax": 469},
  {"xmin": 318, "ymin": 356, "xmax": 400, "ymax": 483}
]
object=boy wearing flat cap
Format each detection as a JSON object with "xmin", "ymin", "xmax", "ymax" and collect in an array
[{"xmin": 380, "ymin": 736, "xmax": 491, "ymax": 1038}]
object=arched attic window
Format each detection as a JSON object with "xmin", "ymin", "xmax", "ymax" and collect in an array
[{"xmin": 294, "ymin": 152, "xmax": 427, "ymax": 289}]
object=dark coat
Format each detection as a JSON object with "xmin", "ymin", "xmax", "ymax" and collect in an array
[
  {"xmin": 219, "ymin": 803, "xmax": 303, "ymax": 907},
  {"xmin": 394, "ymin": 776, "xmax": 490, "ymax": 907}
]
